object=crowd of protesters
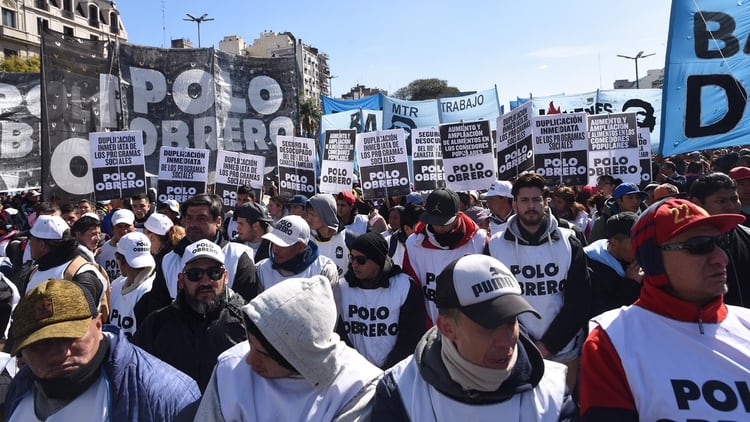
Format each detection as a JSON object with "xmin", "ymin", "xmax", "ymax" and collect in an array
[{"xmin": 0, "ymin": 146, "xmax": 748, "ymax": 420}]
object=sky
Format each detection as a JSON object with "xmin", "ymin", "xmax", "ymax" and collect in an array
[{"xmin": 115, "ymin": 0, "xmax": 673, "ymax": 108}]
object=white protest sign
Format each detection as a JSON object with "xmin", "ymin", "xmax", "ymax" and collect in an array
[
  {"xmin": 157, "ymin": 146, "xmax": 209, "ymax": 203},
  {"xmin": 276, "ymin": 135, "xmax": 316, "ymax": 197},
  {"xmin": 214, "ymin": 150, "xmax": 266, "ymax": 208},
  {"xmin": 439, "ymin": 120, "xmax": 495, "ymax": 191},
  {"xmin": 496, "ymin": 102, "xmax": 534, "ymax": 180},
  {"xmin": 89, "ymin": 130, "xmax": 147, "ymax": 200},
  {"xmin": 587, "ymin": 112, "xmax": 640, "ymax": 186},
  {"xmin": 319, "ymin": 130, "xmax": 356, "ymax": 194},
  {"xmin": 356, "ymin": 129, "xmax": 410, "ymax": 199},
  {"xmin": 532, "ymin": 113, "xmax": 589, "ymax": 186}
]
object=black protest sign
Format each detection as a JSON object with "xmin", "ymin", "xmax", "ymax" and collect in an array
[
  {"xmin": 276, "ymin": 136, "xmax": 316, "ymax": 197},
  {"xmin": 532, "ymin": 113, "xmax": 589, "ymax": 186},
  {"xmin": 214, "ymin": 150, "xmax": 265, "ymax": 208},
  {"xmin": 356, "ymin": 129, "xmax": 410, "ymax": 199},
  {"xmin": 157, "ymin": 146, "xmax": 209, "ymax": 203},
  {"xmin": 496, "ymin": 102, "xmax": 534, "ymax": 180},
  {"xmin": 439, "ymin": 120, "xmax": 495, "ymax": 191},
  {"xmin": 319, "ymin": 130, "xmax": 356, "ymax": 194},
  {"xmin": 0, "ymin": 72, "xmax": 42, "ymax": 191},
  {"xmin": 638, "ymin": 128, "xmax": 654, "ymax": 184},
  {"xmin": 411, "ymin": 127, "xmax": 445, "ymax": 191},
  {"xmin": 41, "ymin": 28, "xmax": 115, "ymax": 201},
  {"xmin": 89, "ymin": 131, "xmax": 147, "ymax": 200},
  {"xmin": 587, "ymin": 112, "xmax": 640, "ymax": 185}
]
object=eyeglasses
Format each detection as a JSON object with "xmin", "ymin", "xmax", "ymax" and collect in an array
[
  {"xmin": 183, "ymin": 266, "xmax": 225, "ymax": 282},
  {"xmin": 659, "ymin": 234, "xmax": 729, "ymax": 255},
  {"xmin": 349, "ymin": 254, "xmax": 369, "ymax": 265}
]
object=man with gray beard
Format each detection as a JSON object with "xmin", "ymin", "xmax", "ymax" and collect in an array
[{"xmin": 132, "ymin": 239, "xmax": 247, "ymax": 392}]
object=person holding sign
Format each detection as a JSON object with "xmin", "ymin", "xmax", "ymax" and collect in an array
[
  {"xmin": 402, "ymin": 188, "xmax": 488, "ymax": 326},
  {"xmin": 488, "ymin": 173, "xmax": 591, "ymax": 391}
]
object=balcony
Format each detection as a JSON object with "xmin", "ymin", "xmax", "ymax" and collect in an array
[
  {"xmin": 62, "ymin": 9, "xmax": 73, "ymax": 19},
  {"xmin": 0, "ymin": 25, "xmax": 30, "ymax": 42},
  {"xmin": 88, "ymin": 19, "xmax": 99, "ymax": 28},
  {"xmin": 35, "ymin": 0, "xmax": 50, "ymax": 11}
]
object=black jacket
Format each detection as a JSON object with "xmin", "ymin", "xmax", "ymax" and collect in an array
[
  {"xmin": 724, "ymin": 224, "xmax": 750, "ymax": 307},
  {"xmin": 131, "ymin": 289, "xmax": 247, "ymax": 392}
]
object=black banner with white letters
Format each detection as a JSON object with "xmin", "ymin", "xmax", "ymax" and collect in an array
[{"xmin": 0, "ymin": 72, "xmax": 41, "ymax": 191}]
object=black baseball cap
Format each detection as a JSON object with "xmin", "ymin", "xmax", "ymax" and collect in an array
[{"xmin": 420, "ymin": 188, "xmax": 460, "ymax": 226}]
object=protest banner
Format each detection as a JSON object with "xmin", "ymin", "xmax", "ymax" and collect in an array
[
  {"xmin": 276, "ymin": 136, "xmax": 316, "ymax": 197},
  {"xmin": 587, "ymin": 112, "xmax": 640, "ymax": 186},
  {"xmin": 0, "ymin": 72, "xmax": 41, "ymax": 192},
  {"xmin": 214, "ymin": 150, "xmax": 266, "ymax": 208},
  {"xmin": 496, "ymin": 102, "xmax": 534, "ymax": 180},
  {"xmin": 319, "ymin": 130, "xmax": 356, "ymax": 194},
  {"xmin": 157, "ymin": 146, "xmax": 209, "ymax": 203},
  {"xmin": 662, "ymin": 0, "xmax": 750, "ymax": 155},
  {"xmin": 439, "ymin": 120, "xmax": 495, "ymax": 191},
  {"xmin": 356, "ymin": 129, "xmax": 410, "ymax": 199},
  {"xmin": 438, "ymin": 88, "xmax": 501, "ymax": 130},
  {"xmin": 532, "ymin": 113, "xmax": 589, "ymax": 186},
  {"xmin": 89, "ymin": 130, "xmax": 147, "ymax": 200},
  {"xmin": 411, "ymin": 127, "xmax": 445, "ymax": 191},
  {"xmin": 638, "ymin": 128, "xmax": 654, "ymax": 184}
]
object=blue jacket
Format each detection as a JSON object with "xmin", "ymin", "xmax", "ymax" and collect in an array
[{"xmin": 6, "ymin": 325, "xmax": 200, "ymax": 421}]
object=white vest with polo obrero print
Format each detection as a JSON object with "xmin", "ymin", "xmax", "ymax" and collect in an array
[{"xmin": 593, "ymin": 305, "xmax": 750, "ymax": 419}]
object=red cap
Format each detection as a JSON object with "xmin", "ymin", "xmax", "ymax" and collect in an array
[
  {"xmin": 728, "ymin": 166, "xmax": 750, "ymax": 181},
  {"xmin": 336, "ymin": 191, "xmax": 356, "ymax": 206}
]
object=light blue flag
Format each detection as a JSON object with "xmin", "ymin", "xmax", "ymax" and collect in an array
[
  {"xmin": 321, "ymin": 94, "xmax": 383, "ymax": 114},
  {"xmin": 437, "ymin": 87, "xmax": 501, "ymax": 130},
  {"xmin": 661, "ymin": 1, "xmax": 750, "ymax": 156}
]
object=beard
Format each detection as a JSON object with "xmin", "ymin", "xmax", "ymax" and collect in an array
[
  {"xmin": 517, "ymin": 208, "xmax": 544, "ymax": 228},
  {"xmin": 183, "ymin": 285, "xmax": 227, "ymax": 315}
]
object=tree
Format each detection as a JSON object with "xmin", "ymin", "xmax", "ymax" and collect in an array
[
  {"xmin": 0, "ymin": 55, "xmax": 41, "ymax": 73},
  {"xmin": 393, "ymin": 78, "xmax": 460, "ymax": 100},
  {"xmin": 299, "ymin": 97, "xmax": 321, "ymax": 138}
]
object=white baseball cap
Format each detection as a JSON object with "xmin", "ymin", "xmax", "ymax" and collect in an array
[
  {"xmin": 436, "ymin": 254, "xmax": 540, "ymax": 328},
  {"xmin": 262, "ymin": 215, "xmax": 310, "ymax": 247},
  {"xmin": 116, "ymin": 232, "xmax": 154, "ymax": 269},
  {"xmin": 111, "ymin": 209, "xmax": 135, "ymax": 226},
  {"xmin": 144, "ymin": 213, "xmax": 174, "ymax": 236},
  {"xmin": 30, "ymin": 215, "xmax": 68, "ymax": 240},
  {"xmin": 181, "ymin": 239, "xmax": 225, "ymax": 268},
  {"xmin": 480, "ymin": 180, "xmax": 513, "ymax": 199}
]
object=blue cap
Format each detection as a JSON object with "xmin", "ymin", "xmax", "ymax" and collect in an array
[
  {"xmin": 613, "ymin": 183, "xmax": 647, "ymax": 200},
  {"xmin": 289, "ymin": 194, "xmax": 308, "ymax": 206},
  {"xmin": 405, "ymin": 192, "xmax": 423, "ymax": 206}
]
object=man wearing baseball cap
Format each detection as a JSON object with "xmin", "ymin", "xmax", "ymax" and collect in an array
[
  {"xmin": 255, "ymin": 215, "xmax": 339, "ymax": 299},
  {"xmin": 336, "ymin": 191, "xmax": 369, "ymax": 235},
  {"xmin": 4, "ymin": 278, "xmax": 200, "ymax": 420},
  {"xmin": 108, "ymin": 231, "xmax": 156, "ymax": 338},
  {"xmin": 580, "ymin": 198, "xmax": 750, "ymax": 420},
  {"xmin": 96, "ymin": 208, "xmax": 135, "ymax": 281},
  {"xmin": 589, "ymin": 183, "xmax": 647, "ymax": 242},
  {"xmin": 233, "ymin": 202, "xmax": 274, "ymax": 262},
  {"xmin": 481, "ymin": 180, "xmax": 515, "ymax": 235},
  {"xmin": 372, "ymin": 254, "xmax": 576, "ymax": 420},
  {"xmin": 23, "ymin": 215, "xmax": 108, "ymax": 307},
  {"xmin": 133, "ymin": 238, "xmax": 248, "ymax": 392},
  {"xmin": 402, "ymin": 188, "xmax": 488, "ymax": 325}
]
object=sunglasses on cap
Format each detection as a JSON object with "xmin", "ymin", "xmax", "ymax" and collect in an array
[
  {"xmin": 183, "ymin": 266, "xmax": 225, "ymax": 282},
  {"xmin": 348, "ymin": 254, "xmax": 369, "ymax": 265},
  {"xmin": 659, "ymin": 234, "xmax": 729, "ymax": 255}
]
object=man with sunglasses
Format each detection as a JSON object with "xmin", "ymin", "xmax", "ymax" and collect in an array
[
  {"xmin": 580, "ymin": 198, "xmax": 750, "ymax": 420},
  {"xmin": 132, "ymin": 239, "xmax": 247, "ymax": 392}
]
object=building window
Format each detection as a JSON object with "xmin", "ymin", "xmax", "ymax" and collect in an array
[
  {"xmin": 109, "ymin": 12, "xmax": 119, "ymax": 34},
  {"xmin": 2, "ymin": 8, "xmax": 16, "ymax": 28},
  {"xmin": 90, "ymin": 34, "xmax": 99, "ymax": 41},
  {"xmin": 88, "ymin": 4, "xmax": 98, "ymax": 27},
  {"xmin": 62, "ymin": 0, "xmax": 72, "ymax": 18},
  {"xmin": 37, "ymin": 18, "xmax": 49, "ymax": 35},
  {"xmin": 4, "ymin": 49, "xmax": 17, "ymax": 57},
  {"xmin": 63, "ymin": 25, "xmax": 73, "ymax": 36}
]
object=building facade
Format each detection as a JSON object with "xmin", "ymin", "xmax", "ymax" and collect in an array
[
  {"xmin": 219, "ymin": 31, "xmax": 331, "ymax": 106},
  {"xmin": 0, "ymin": 0, "xmax": 127, "ymax": 59},
  {"xmin": 613, "ymin": 68, "xmax": 664, "ymax": 90}
]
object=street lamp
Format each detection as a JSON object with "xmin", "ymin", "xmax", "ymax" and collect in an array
[
  {"xmin": 617, "ymin": 51, "xmax": 655, "ymax": 89},
  {"xmin": 183, "ymin": 13, "xmax": 214, "ymax": 48},
  {"xmin": 327, "ymin": 75, "xmax": 338, "ymax": 97}
]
